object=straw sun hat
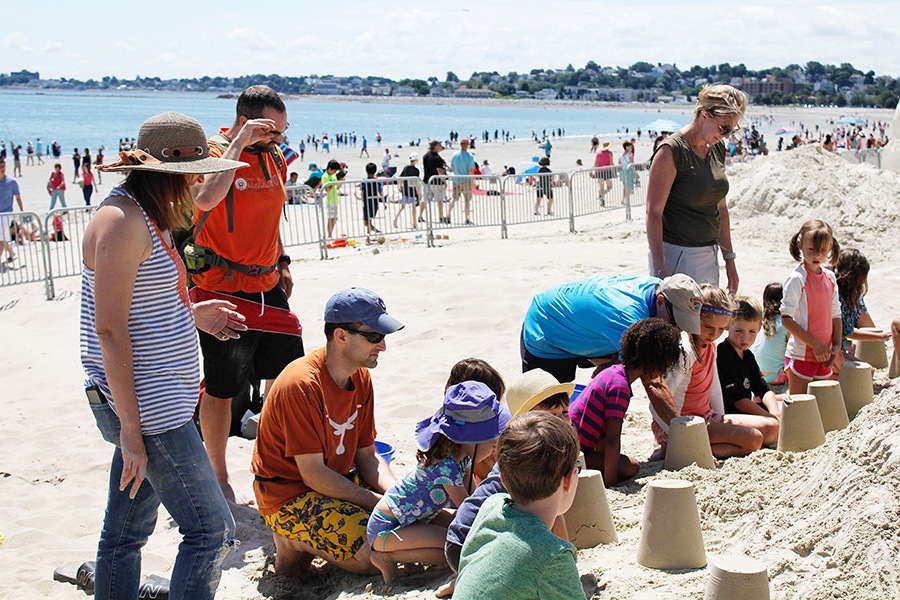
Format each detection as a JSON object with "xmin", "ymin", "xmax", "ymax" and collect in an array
[
  {"xmin": 98, "ymin": 112, "xmax": 247, "ymax": 174},
  {"xmin": 505, "ymin": 369, "xmax": 574, "ymax": 417}
]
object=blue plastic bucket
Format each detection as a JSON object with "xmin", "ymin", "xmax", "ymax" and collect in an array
[
  {"xmin": 375, "ymin": 440, "xmax": 395, "ymax": 464},
  {"xmin": 571, "ymin": 383, "xmax": 586, "ymax": 398}
]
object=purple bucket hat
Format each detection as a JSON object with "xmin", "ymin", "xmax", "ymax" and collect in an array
[{"xmin": 415, "ymin": 381, "xmax": 512, "ymax": 452}]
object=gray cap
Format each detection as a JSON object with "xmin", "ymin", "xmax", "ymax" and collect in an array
[{"xmin": 659, "ymin": 274, "xmax": 702, "ymax": 335}]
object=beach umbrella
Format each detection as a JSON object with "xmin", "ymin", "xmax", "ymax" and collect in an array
[
  {"xmin": 516, "ymin": 164, "xmax": 541, "ymax": 184},
  {"xmin": 645, "ymin": 118, "xmax": 682, "ymax": 132},
  {"xmin": 837, "ymin": 116, "xmax": 866, "ymax": 126},
  {"xmin": 279, "ymin": 142, "xmax": 298, "ymax": 166},
  {"xmin": 775, "ymin": 127, "xmax": 803, "ymax": 136}
]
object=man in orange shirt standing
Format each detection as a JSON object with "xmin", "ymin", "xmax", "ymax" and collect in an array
[{"xmin": 190, "ymin": 85, "xmax": 304, "ymax": 502}]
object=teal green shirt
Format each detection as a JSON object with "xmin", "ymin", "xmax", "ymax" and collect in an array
[
  {"xmin": 322, "ymin": 172, "xmax": 340, "ymax": 205},
  {"xmin": 454, "ymin": 494, "xmax": 584, "ymax": 600}
]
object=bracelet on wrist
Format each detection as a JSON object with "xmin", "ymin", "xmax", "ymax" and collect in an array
[{"xmin": 722, "ymin": 251, "xmax": 737, "ymax": 261}]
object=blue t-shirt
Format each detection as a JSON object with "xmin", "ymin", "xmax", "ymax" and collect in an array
[
  {"xmin": 447, "ymin": 462, "xmax": 505, "ymax": 548},
  {"xmin": 0, "ymin": 177, "xmax": 20, "ymax": 212},
  {"xmin": 523, "ymin": 275, "xmax": 661, "ymax": 359},
  {"xmin": 451, "ymin": 150, "xmax": 476, "ymax": 177},
  {"xmin": 749, "ymin": 315, "xmax": 789, "ymax": 378}
]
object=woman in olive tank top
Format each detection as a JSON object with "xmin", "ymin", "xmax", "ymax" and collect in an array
[{"xmin": 645, "ymin": 84, "xmax": 748, "ymax": 296}]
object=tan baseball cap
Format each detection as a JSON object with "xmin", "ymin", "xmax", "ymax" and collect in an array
[{"xmin": 659, "ymin": 274, "xmax": 702, "ymax": 335}]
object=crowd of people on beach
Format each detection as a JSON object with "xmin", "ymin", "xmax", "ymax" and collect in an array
[{"xmin": 7, "ymin": 80, "xmax": 879, "ymax": 599}]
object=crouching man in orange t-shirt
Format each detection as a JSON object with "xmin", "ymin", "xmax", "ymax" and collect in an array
[{"xmin": 251, "ymin": 288, "xmax": 403, "ymax": 576}]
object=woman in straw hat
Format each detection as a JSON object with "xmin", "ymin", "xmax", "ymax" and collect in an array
[{"xmin": 81, "ymin": 112, "xmax": 248, "ymax": 599}]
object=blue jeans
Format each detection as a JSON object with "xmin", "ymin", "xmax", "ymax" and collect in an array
[
  {"xmin": 49, "ymin": 189, "xmax": 66, "ymax": 210},
  {"xmin": 90, "ymin": 402, "xmax": 235, "ymax": 600}
]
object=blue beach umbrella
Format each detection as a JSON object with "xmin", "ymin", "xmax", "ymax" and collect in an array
[
  {"xmin": 516, "ymin": 164, "xmax": 541, "ymax": 184},
  {"xmin": 836, "ymin": 116, "xmax": 866, "ymax": 126}
]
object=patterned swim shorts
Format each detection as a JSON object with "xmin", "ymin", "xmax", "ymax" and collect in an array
[{"xmin": 263, "ymin": 472, "xmax": 371, "ymax": 563}]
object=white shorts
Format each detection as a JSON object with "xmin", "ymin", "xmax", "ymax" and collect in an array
[
  {"xmin": 423, "ymin": 183, "xmax": 446, "ymax": 203},
  {"xmin": 0, "ymin": 214, "xmax": 13, "ymax": 242},
  {"xmin": 650, "ymin": 242, "xmax": 720, "ymax": 287},
  {"xmin": 326, "ymin": 204, "xmax": 338, "ymax": 219}
]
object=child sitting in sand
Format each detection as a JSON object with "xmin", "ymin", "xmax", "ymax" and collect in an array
[
  {"xmin": 781, "ymin": 219, "xmax": 842, "ymax": 394},
  {"xmin": 366, "ymin": 381, "xmax": 510, "ymax": 585},
  {"xmin": 569, "ymin": 318, "xmax": 682, "ymax": 487},
  {"xmin": 716, "ymin": 297, "xmax": 782, "ymax": 447},
  {"xmin": 437, "ymin": 368, "xmax": 573, "ymax": 598},
  {"xmin": 749, "ymin": 283, "xmax": 790, "ymax": 385},
  {"xmin": 833, "ymin": 248, "xmax": 891, "ymax": 368},
  {"xmin": 453, "ymin": 412, "xmax": 583, "ymax": 600},
  {"xmin": 649, "ymin": 285, "xmax": 770, "ymax": 458}
]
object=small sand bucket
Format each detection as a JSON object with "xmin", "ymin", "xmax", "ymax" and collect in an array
[
  {"xmin": 563, "ymin": 469, "xmax": 618, "ymax": 548},
  {"xmin": 855, "ymin": 329, "xmax": 888, "ymax": 369},
  {"xmin": 839, "ymin": 360, "xmax": 874, "ymax": 419},
  {"xmin": 374, "ymin": 440, "xmax": 395, "ymax": 464},
  {"xmin": 806, "ymin": 380, "xmax": 849, "ymax": 433},
  {"xmin": 705, "ymin": 554, "xmax": 770, "ymax": 600},
  {"xmin": 637, "ymin": 479, "xmax": 706, "ymax": 569},
  {"xmin": 664, "ymin": 416, "xmax": 717, "ymax": 471},
  {"xmin": 777, "ymin": 394, "xmax": 826, "ymax": 452}
]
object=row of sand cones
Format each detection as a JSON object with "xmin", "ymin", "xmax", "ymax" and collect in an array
[{"xmin": 560, "ymin": 336, "xmax": 893, "ymax": 599}]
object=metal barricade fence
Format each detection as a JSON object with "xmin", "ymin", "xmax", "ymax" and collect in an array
[
  {"xmin": 42, "ymin": 207, "xmax": 96, "ymax": 299},
  {"xmin": 837, "ymin": 148, "xmax": 882, "ymax": 168},
  {"xmin": 425, "ymin": 174, "xmax": 503, "ymax": 235},
  {"xmin": 499, "ymin": 171, "xmax": 569, "ymax": 234},
  {"xmin": 1, "ymin": 212, "xmax": 48, "ymax": 290},
  {"xmin": 281, "ymin": 184, "xmax": 324, "ymax": 255}
]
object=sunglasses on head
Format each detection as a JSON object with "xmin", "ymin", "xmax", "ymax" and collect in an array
[{"xmin": 341, "ymin": 326, "xmax": 386, "ymax": 344}]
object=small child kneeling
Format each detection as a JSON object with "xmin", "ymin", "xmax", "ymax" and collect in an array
[
  {"xmin": 453, "ymin": 412, "xmax": 584, "ymax": 600},
  {"xmin": 366, "ymin": 381, "xmax": 510, "ymax": 584}
]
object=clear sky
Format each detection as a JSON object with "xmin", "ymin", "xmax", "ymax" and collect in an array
[{"xmin": 3, "ymin": 0, "xmax": 898, "ymax": 81}]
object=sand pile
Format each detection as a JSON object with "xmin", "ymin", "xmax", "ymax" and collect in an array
[{"xmin": 726, "ymin": 145, "xmax": 900, "ymax": 255}]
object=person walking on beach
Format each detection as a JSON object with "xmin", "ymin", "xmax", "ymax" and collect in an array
[
  {"xmin": 382, "ymin": 148, "xmax": 393, "ymax": 177},
  {"xmin": 420, "ymin": 140, "xmax": 447, "ymax": 224},
  {"xmin": 80, "ymin": 164, "xmax": 96, "ymax": 206},
  {"xmin": 251, "ymin": 287, "xmax": 402, "ymax": 578},
  {"xmin": 191, "ymin": 85, "xmax": 304, "ymax": 503},
  {"xmin": 620, "ymin": 141, "xmax": 636, "ymax": 207},
  {"xmin": 36, "ymin": 139, "xmax": 44, "ymax": 165},
  {"xmin": 47, "ymin": 163, "xmax": 67, "ymax": 210},
  {"xmin": 12, "ymin": 145, "xmax": 23, "ymax": 177},
  {"xmin": 449, "ymin": 138, "xmax": 476, "ymax": 225},
  {"xmin": 360, "ymin": 136, "xmax": 369, "ymax": 157},
  {"xmin": 594, "ymin": 140, "xmax": 614, "ymax": 203},
  {"xmin": 82, "ymin": 112, "xmax": 249, "ymax": 598},
  {"xmin": 94, "ymin": 148, "xmax": 104, "ymax": 185},
  {"xmin": 72, "ymin": 149, "xmax": 81, "ymax": 182},
  {"xmin": 0, "ymin": 159, "xmax": 24, "ymax": 264}
]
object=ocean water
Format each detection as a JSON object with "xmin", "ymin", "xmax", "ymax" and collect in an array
[{"xmin": 0, "ymin": 89, "xmax": 691, "ymax": 154}]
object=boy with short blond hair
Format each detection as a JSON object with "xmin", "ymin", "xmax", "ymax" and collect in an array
[
  {"xmin": 453, "ymin": 412, "xmax": 584, "ymax": 600},
  {"xmin": 716, "ymin": 296, "xmax": 783, "ymax": 446}
]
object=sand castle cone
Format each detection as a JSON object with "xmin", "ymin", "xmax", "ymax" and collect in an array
[
  {"xmin": 855, "ymin": 329, "xmax": 888, "ymax": 369},
  {"xmin": 636, "ymin": 479, "xmax": 706, "ymax": 569},
  {"xmin": 563, "ymin": 469, "xmax": 618, "ymax": 548},
  {"xmin": 839, "ymin": 360, "xmax": 874, "ymax": 419},
  {"xmin": 664, "ymin": 416, "xmax": 717, "ymax": 471},
  {"xmin": 806, "ymin": 380, "xmax": 849, "ymax": 433},
  {"xmin": 705, "ymin": 555, "xmax": 770, "ymax": 600},
  {"xmin": 890, "ymin": 348, "xmax": 900, "ymax": 379},
  {"xmin": 777, "ymin": 394, "xmax": 826, "ymax": 452}
]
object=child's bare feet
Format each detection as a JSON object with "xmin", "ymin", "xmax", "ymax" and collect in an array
[{"xmin": 371, "ymin": 551, "xmax": 400, "ymax": 585}]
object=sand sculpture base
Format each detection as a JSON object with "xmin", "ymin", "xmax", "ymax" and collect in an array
[
  {"xmin": 637, "ymin": 479, "xmax": 706, "ymax": 569},
  {"xmin": 705, "ymin": 554, "xmax": 770, "ymax": 600},
  {"xmin": 563, "ymin": 469, "xmax": 618, "ymax": 548},
  {"xmin": 839, "ymin": 361, "xmax": 874, "ymax": 419},
  {"xmin": 855, "ymin": 329, "xmax": 888, "ymax": 369},
  {"xmin": 664, "ymin": 416, "xmax": 717, "ymax": 471},
  {"xmin": 806, "ymin": 380, "xmax": 849, "ymax": 433},
  {"xmin": 777, "ymin": 394, "xmax": 826, "ymax": 452}
]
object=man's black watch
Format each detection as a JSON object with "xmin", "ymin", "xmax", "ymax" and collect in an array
[{"xmin": 278, "ymin": 255, "xmax": 291, "ymax": 266}]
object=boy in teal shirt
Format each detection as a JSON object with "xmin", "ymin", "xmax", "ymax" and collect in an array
[
  {"xmin": 322, "ymin": 159, "xmax": 341, "ymax": 238},
  {"xmin": 454, "ymin": 412, "xmax": 585, "ymax": 600}
]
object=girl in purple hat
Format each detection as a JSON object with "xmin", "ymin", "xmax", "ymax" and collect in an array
[{"xmin": 366, "ymin": 381, "xmax": 511, "ymax": 585}]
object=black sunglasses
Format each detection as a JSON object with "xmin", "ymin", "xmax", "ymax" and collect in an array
[{"xmin": 342, "ymin": 327, "xmax": 385, "ymax": 344}]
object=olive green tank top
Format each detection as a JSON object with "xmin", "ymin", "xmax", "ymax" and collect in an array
[{"xmin": 655, "ymin": 132, "xmax": 729, "ymax": 247}]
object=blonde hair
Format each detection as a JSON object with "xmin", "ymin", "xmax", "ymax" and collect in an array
[
  {"xmin": 690, "ymin": 284, "xmax": 736, "ymax": 361},
  {"xmin": 694, "ymin": 84, "xmax": 748, "ymax": 119}
]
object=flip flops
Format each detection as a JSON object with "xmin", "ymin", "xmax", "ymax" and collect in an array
[{"xmin": 53, "ymin": 561, "xmax": 170, "ymax": 599}]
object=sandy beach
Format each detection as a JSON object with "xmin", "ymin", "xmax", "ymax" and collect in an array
[{"xmin": 1, "ymin": 103, "xmax": 898, "ymax": 599}]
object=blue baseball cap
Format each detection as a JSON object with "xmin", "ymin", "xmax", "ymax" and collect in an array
[{"xmin": 324, "ymin": 288, "xmax": 404, "ymax": 335}]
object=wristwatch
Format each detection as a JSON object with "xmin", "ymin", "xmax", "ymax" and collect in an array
[
  {"xmin": 278, "ymin": 255, "xmax": 291, "ymax": 266},
  {"xmin": 722, "ymin": 251, "xmax": 737, "ymax": 261}
]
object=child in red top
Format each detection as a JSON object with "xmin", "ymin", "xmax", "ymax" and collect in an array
[{"xmin": 781, "ymin": 220, "xmax": 842, "ymax": 394}]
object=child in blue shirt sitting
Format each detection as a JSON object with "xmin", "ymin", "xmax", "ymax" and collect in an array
[{"xmin": 366, "ymin": 381, "xmax": 510, "ymax": 584}]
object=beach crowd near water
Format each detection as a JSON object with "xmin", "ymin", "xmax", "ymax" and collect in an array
[{"xmin": 1, "ymin": 82, "xmax": 899, "ymax": 600}]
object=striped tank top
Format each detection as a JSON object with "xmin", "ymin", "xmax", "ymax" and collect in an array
[{"xmin": 80, "ymin": 188, "xmax": 200, "ymax": 435}]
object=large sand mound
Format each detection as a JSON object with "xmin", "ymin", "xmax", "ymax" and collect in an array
[{"xmin": 727, "ymin": 145, "xmax": 900, "ymax": 256}]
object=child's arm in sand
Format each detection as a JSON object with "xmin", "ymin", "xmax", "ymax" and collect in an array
[
  {"xmin": 759, "ymin": 391, "xmax": 783, "ymax": 420},
  {"xmin": 847, "ymin": 310, "xmax": 891, "ymax": 341},
  {"xmin": 734, "ymin": 397, "xmax": 774, "ymax": 419},
  {"xmin": 603, "ymin": 420, "xmax": 624, "ymax": 488}
]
